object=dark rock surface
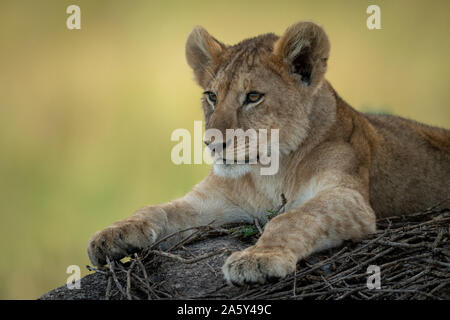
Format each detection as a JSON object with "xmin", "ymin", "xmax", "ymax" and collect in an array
[{"xmin": 39, "ymin": 236, "xmax": 246, "ymax": 300}]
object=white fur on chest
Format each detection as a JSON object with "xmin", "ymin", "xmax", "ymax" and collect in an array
[
  {"xmin": 285, "ymin": 176, "xmax": 322, "ymax": 212},
  {"xmin": 244, "ymin": 176, "xmax": 323, "ymax": 225}
]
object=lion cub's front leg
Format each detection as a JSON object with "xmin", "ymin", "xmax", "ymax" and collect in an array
[
  {"xmin": 223, "ymin": 187, "xmax": 376, "ymax": 285},
  {"xmin": 88, "ymin": 182, "xmax": 249, "ymax": 267}
]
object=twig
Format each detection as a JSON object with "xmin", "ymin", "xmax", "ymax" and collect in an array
[
  {"xmin": 126, "ymin": 259, "xmax": 137, "ymax": 300},
  {"xmin": 254, "ymin": 218, "xmax": 263, "ymax": 235},
  {"xmin": 148, "ymin": 248, "xmax": 229, "ymax": 264},
  {"xmin": 106, "ymin": 256, "xmax": 126, "ymax": 298}
]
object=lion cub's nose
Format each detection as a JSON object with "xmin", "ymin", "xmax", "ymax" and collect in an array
[
  {"xmin": 204, "ymin": 140, "xmax": 227, "ymax": 152},
  {"xmin": 204, "ymin": 138, "xmax": 228, "ymax": 153}
]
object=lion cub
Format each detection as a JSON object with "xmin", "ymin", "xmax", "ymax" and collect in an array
[{"xmin": 88, "ymin": 22, "xmax": 450, "ymax": 285}]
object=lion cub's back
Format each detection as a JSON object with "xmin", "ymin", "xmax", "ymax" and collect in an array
[{"xmin": 364, "ymin": 113, "xmax": 450, "ymax": 217}]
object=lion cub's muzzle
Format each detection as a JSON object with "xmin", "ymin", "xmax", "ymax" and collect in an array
[{"xmin": 205, "ymin": 139, "xmax": 260, "ymax": 165}]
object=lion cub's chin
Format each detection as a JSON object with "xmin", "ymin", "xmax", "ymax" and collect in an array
[{"xmin": 213, "ymin": 163, "xmax": 252, "ymax": 178}]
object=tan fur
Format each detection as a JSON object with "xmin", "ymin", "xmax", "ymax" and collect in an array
[{"xmin": 87, "ymin": 22, "xmax": 450, "ymax": 285}]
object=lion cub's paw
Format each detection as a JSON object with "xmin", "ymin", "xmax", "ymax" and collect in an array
[
  {"xmin": 87, "ymin": 222, "xmax": 155, "ymax": 267},
  {"xmin": 222, "ymin": 247, "xmax": 296, "ymax": 286}
]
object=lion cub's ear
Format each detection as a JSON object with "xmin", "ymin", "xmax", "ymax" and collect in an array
[
  {"xmin": 274, "ymin": 22, "xmax": 330, "ymax": 88},
  {"xmin": 185, "ymin": 26, "xmax": 226, "ymax": 87}
]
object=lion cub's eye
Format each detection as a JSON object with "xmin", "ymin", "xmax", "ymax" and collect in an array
[
  {"xmin": 244, "ymin": 92, "xmax": 264, "ymax": 105},
  {"xmin": 203, "ymin": 91, "xmax": 217, "ymax": 106}
]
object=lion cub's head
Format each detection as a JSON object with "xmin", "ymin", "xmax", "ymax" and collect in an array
[{"xmin": 186, "ymin": 22, "xmax": 332, "ymax": 177}]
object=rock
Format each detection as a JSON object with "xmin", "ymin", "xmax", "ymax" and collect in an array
[{"xmin": 39, "ymin": 235, "xmax": 247, "ymax": 300}]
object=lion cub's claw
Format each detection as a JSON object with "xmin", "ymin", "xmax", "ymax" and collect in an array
[{"xmin": 87, "ymin": 223, "xmax": 154, "ymax": 267}]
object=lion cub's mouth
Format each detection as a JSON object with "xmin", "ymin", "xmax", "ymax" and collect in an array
[{"xmin": 214, "ymin": 155, "xmax": 260, "ymax": 165}]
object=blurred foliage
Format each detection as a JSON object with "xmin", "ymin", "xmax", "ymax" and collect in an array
[{"xmin": 0, "ymin": 0, "xmax": 449, "ymax": 299}]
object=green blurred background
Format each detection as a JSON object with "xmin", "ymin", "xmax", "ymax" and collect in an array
[{"xmin": 0, "ymin": 0, "xmax": 449, "ymax": 299}]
